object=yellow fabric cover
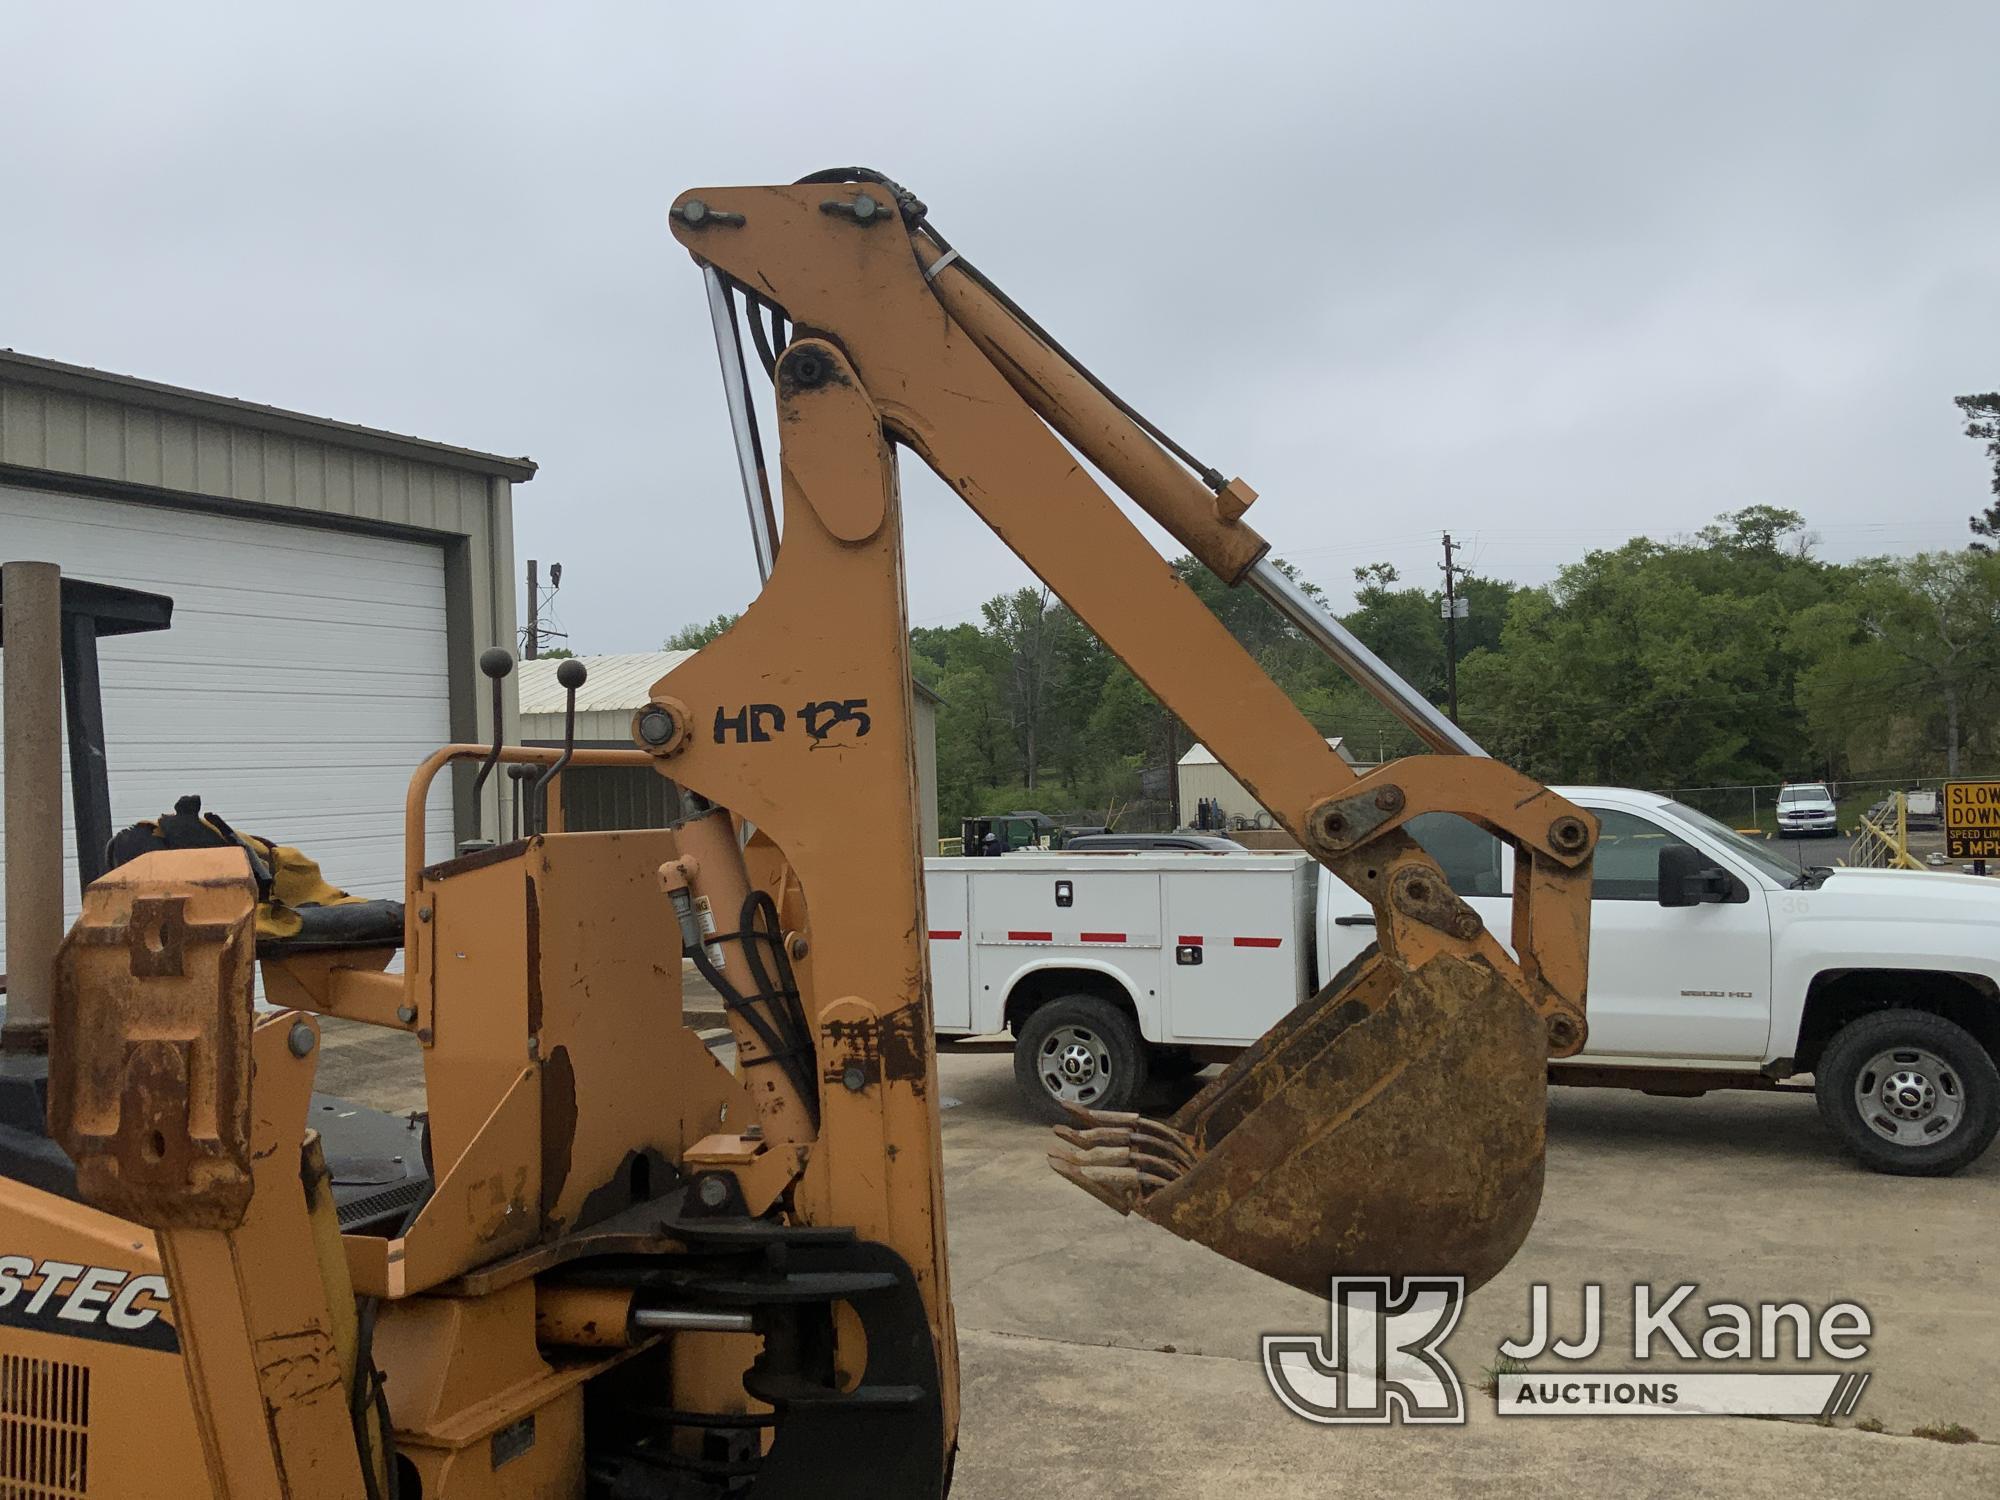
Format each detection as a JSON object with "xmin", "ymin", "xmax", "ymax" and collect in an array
[
  {"xmin": 249, "ymin": 836, "xmax": 365, "ymax": 940},
  {"xmin": 123, "ymin": 810, "xmax": 365, "ymax": 939}
]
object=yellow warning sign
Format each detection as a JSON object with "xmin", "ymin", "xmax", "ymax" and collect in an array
[{"xmin": 1942, "ymin": 781, "xmax": 2000, "ymax": 860}]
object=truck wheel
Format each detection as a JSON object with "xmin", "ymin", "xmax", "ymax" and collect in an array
[
  {"xmin": 1013, "ymin": 995, "xmax": 1148, "ymax": 1123},
  {"xmin": 1815, "ymin": 1009, "xmax": 2000, "ymax": 1176}
]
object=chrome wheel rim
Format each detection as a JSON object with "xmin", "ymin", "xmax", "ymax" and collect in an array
[
  {"xmin": 1853, "ymin": 1046, "xmax": 1964, "ymax": 1147},
  {"xmin": 1038, "ymin": 1023, "xmax": 1113, "ymax": 1106}
]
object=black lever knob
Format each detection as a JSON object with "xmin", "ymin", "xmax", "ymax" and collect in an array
[
  {"xmin": 534, "ymin": 659, "xmax": 591, "ymax": 823},
  {"xmin": 471, "ymin": 647, "xmax": 517, "ymax": 829}
]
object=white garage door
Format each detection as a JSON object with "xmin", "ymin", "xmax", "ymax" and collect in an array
[{"xmin": 0, "ymin": 483, "xmax": 454, "ymax": 956}]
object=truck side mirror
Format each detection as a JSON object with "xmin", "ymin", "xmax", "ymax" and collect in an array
[{"xmin": 1657, "ymin": 842, "xmax": 1730, "ymax": 906}]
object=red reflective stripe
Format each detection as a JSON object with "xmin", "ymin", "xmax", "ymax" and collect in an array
[
  {"xmin": 1008, "ymin": 930, "xmax": 1053, "ymax": 942},
  {"xmin": 1233, "ymin": 936, "xmax": 1282, "ymax": 948},
  {"xmin": 928, "ymin": 930, "xmax": 962, "ymax": 940},
  {"xmin": 1080, "ymin": 932, "xmax": 1126, "ymax": 944},
  {"xmin": 1177, "ymin": 934, "xmax": 1203, "ymax": 946}
]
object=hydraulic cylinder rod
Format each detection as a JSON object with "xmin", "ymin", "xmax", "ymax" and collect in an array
[
  {"xmin": 916, "ymin": 239, "xmax": 1482, "ymax": 757},
  {"xmin": 703, "ymin": 265, "xmax": 778, "ymax": 583},
  {"xmin": 1246, "ymin": 557, "xmax": 1486, "ymax": 756},
  {"xmin": 915, "ymin": 237, "xmax": 1269, "ymax": 584}
]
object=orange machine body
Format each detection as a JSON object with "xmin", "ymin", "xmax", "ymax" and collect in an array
[{"xmin": 6, "ymin": 169, "xmax": 1593, "ymax": 1500}]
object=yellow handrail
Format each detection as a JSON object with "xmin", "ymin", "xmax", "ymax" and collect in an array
[{"xmin": 400, "ymin": 744, "xmax": 659, "ymax": 951}]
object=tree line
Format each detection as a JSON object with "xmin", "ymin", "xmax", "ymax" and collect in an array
[
  {"xmin": 902, "ymin": 506, "xmax": 2000, "ymax": 832},
  {"xmin": 655, "ymin": 394, "xmax": 2000, "ymax": 834}
]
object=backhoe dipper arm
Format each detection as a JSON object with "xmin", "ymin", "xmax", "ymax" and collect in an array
[
  {"xmin": 668, "ymin": 179, "xmax": 1589, "ymax": 1040},
  {"xmin": 662, "ymin": 173, "xmax": 1593, "ymax": 1301}
]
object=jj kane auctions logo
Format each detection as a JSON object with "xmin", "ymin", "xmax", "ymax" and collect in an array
[{"xmin": 1264, "ymin": 1278, "xmax": 1873, "ymax": 1422}]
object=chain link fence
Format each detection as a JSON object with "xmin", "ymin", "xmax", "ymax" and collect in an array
[{"xmin": 1657, "ymin": 773, "xmax": 1992, "ymax": 834}]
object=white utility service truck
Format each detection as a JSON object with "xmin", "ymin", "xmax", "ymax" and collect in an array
[{"xmin": 928, "ymin": 787, "xmax": 2000, "ymax": 1176}]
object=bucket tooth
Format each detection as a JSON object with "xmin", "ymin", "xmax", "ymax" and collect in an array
[
  {"xmin": 1047, "ymin": 949, "xmax": 1547, "ymax": 1297},
  {"xmin": 1052, "ymin": 1116, "xmax": 1199, "ymax": 1173},
  {"xmin": 1046, "ymin": 1158, "xmax": 1149, "ymax": 1215}
]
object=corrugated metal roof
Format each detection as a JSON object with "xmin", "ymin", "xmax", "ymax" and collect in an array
[
  {"xmin": 519, "ymin": 651, "xmax": 694, "ymax": 714},
  {"xmin": 0, "ymin": 348, "xmax": 538, "ymax": 481},
  {"xmin": 1180, "ymin": 736, "xmax": 1348, "ymax": 766}
]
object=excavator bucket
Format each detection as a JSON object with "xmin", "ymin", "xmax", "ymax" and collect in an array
[{"xmin": 1050, "ymin": 946, "xmax": 1548, "ymax": 1296}]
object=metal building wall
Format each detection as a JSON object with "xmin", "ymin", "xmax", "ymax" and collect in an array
[
  {"xmin": 1177, "ymin": 761, "xmax": 1256, "ymax": 826},
  {"xmin": 0, "ymin": 354, "xmax": 529, "ymax": 841}
]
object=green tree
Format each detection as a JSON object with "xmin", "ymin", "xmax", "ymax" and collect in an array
[
  {"xmin": 1795, "ymin": 551, "xmax": 2000, "ymax": 775},
  {"xmin": 1456, "ymin": 509, "xmax": 1839, "ymax": 787},
  {"xmin": 664, "ymin": 612, "xmax": 741, "ymax": 650},
  {"xmin": 912, "ymin": 622, "xmax": 1019, "ymax": 823},
  {"xmin": 1958, "ymin": 393, "xmax": 2000, "ymax": 550},
  {"xmin": 980, "ymin": 586, "xmax": 1101, "ymax": 791}
]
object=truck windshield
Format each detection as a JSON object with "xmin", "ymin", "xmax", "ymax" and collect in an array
[
  {"xmin": 1664, "ymin": 800, "xmax": 1802, "ymax": 885},
  {"xmin": 1779, "ymin": 785, "xmax": 1830, "ymax": 803}
]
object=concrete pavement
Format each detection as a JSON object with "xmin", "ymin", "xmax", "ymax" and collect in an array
[
  {"xmin": 940, "ymin": 1051, "xmax": 1998, "ymax": 1496},
  {"xmin": 312, "ymin": 1009, "xmax": 1999, "ymax": 1496}
]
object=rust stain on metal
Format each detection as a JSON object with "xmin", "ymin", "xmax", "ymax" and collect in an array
[
  {"xmin": 573, "ymin": 1147, "xmax": 675, "ymax": 1230},
  {"xmin": 253, "ymin": 1328, "xmax": 346, "ymax": 1404},
  {"xmin": 1056, "ymin": 952, "xmax": 1547, "ymax": 1297},
  {"xmin": 469, "ymin": 1167, "xmax": 533, "ymax": 1245},
  {"xmin": 524, "ymin": 876, "xmax": 544, "ymax": 1038},
  {"xmin": 53, "ymin": 851, "xmax": 258, "ymax": 1231},
  {"xmin": 421, "ymin": 838, "xmax": 530, "ymax": 882},
  {"xmin": 539, "ymin": 1043, "xmax": 576, "ymax": 1226},
  {"xmin": 821, "ymin": 1001, "xmax": 928, "ymax": 1096}
]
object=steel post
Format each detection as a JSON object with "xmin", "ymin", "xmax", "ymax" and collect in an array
[{"xmin": 2, "ymin": 561, "xmax": 64, "ymax": 1050}]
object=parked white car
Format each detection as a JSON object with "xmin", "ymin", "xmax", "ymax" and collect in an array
[
  {"xmin": 1776, "ymin": 781, "xmax": 1840, "ymax": 837},
  {"xmin": 926, "ymin": 788, "xmax": 2000, "ymax": 1175}
]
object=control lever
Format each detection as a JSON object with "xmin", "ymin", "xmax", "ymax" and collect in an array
[
  {"xmin": 532, "ymin": 658, "xmax": 588, "ymax": 832},
  {"xmin": 512, "ymin": 768, "xmax": 544, "ymax": 840},
  {"xmin": 507, "ymin": 763, "xmax": 537, "ymax": 839},
  {"xmin": 470, "ymin": 648, "xmax": 513, "ymax": 843}
]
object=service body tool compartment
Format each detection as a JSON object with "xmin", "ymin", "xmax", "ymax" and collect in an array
[
  {"xmin": 924, "ymin": 852, "xmax": 1314, "ymax": 1045},
  {"xmin": 1162, "ymin": 853, "xmax": 1315, "ymax": 1042},
  {"xmin": 926, "ymin": 866, "xmax": 973, "ymax": 1030}
]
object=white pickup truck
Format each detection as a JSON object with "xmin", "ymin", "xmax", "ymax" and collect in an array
[{"xmin": 927, "ymin": 787, "xmax": 2000, "ymax": 1176}]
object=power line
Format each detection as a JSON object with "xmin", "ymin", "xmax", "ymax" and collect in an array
[
  {"xmin": 521, "ymin": 558, "xmax": 567, "ymax": 659},
  {"xmin": 1439, "ymin": 531, "xmax": 1467, "ymax": 724}
]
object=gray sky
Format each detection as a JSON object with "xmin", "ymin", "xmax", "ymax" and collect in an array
[{"xmin": 4, "ymin": 2, "xmax": 1995, "ymax": 652}]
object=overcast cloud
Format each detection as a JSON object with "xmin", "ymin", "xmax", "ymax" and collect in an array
[{"xmin": 3, "ymin": 2, "xmax": 1995, "ymax": 651}]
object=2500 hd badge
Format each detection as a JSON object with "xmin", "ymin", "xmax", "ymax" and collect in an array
[{"xmin": 0, "ymin": 1254, "xmax": 177, "ymax": 1353}]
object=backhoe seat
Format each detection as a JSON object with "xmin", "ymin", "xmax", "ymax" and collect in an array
[{"xmin": 256, "ymin": 899, "xmax": 405, "ymax": 958}]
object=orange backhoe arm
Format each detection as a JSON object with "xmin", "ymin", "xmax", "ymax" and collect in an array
[
  {"xmin": 35, "ymin": 170, "xmax": 1604, "ymax": 1500},
  {"xmin": 655, "ymin": 171, "xmax": 1595, "ymax": 1296}
]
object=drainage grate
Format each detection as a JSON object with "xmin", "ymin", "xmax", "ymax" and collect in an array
[{"xmin": 0, "ymin": 1353, "xmax": 90, "ymax": 1497}]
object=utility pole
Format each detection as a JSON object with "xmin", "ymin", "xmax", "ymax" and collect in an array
[
  {"xmin": 520, "ymin": 560, "xmax": 567, "ymax": 660},
  {"xmin": 1439, "ymin": 532, "xmax": 1465, "ymax": 724},
  {"xmin": 525, "ymin": 558, "xmax": 539, "ymax": 660}
]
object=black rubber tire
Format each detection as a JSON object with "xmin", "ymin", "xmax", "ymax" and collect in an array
[
  {"xmin": 1815, "ymin": 1008, "xmax": 2000, "ymax": 1176},
  {"xmin": 1012, "ymin": 994, "xmax": 1148, "ymax": 1123}
]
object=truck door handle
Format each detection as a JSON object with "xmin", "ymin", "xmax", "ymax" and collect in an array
[{"xmin": 1333, "ymin": 914, "xmax": 1376, "ymax": 927}]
